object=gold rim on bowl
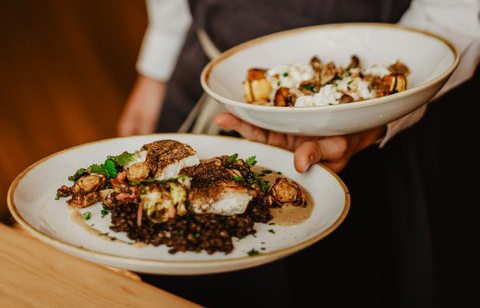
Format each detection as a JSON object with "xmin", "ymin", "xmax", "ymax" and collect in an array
[{"xmin": 201, "ymin": 22, "xmax": 460, "ymax": 113}]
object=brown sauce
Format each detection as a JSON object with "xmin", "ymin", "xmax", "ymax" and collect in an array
[{"xmin": 251, "ymin": 166, "xmax": 314, "ymax": 226}]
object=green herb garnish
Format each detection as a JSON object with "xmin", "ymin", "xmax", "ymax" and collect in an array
[
  {"xmin": 88, "ymin": 164, "xmax": 110, "ymax": 177},
  {"xmin": 68, "ymin": 168, "xmax": 87, "ymax": 182},
  {"xmin": 268, "ymin": 229, "xmax": 275, "ymax": 234},
  {"xmin": 107, "ymin": 152, "xmax": 135, "ymax": 166},
  {"xmin": 247, "ymin": 249, "xmax": 260, "ymax": 256},
  {"xmin": 178, "ymin": 174, "xmax": 188, "ymax": 179},
  {"xmin": 231, "ymin": 176, "xmax": 243, "ymax": 181},
  {"xmin": 195, "ymin": 233, "xmax": 200, "ymax": 238},
  {"xmin": 260, "ymin": 180, "xmax": 270, "ymax": 193},
  {"xmin": 246, "ymin": 156, "xmax": 257, "ymax": 167},
  {"xmin": 55, "ymin": 193, "xmax": 60, "ymax": 200},
  {"xmin": 283, "ymin": 72, "xmax": 289, "ymax": 77},
  {"xmin": 104, "ymin": 159, "xmax": 118, "ymax": 178},
  {"xmin": 277, "ymin": 81, "xmax": 281, "ymax": 86},
  {"xmin": 101, "ymin": 203, "xmax": 110, "ymax": 218},
  {"xmin": 224, "ymin": 153, "xmax": 238, "ymax": 167},
  {"xmin": 83, "ymin": 212, "xmax": 91, "ymax": 220},
  {"xmin": 347, "ymin": 80, "xmax": 353, "ymax": 85},
  {"xmin": 262, "ymin": 169, "xmax": 273, "ymax": 174}
]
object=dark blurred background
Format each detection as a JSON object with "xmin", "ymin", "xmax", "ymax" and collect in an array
[{"xmin": 0, "ymin": 1, "xmax": 477, "ymax": 307}]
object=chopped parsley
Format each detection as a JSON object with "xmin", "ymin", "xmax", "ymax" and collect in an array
[
  {"xmin": 247, "ymin": 249, "xmax": 260, "ymax": 256},
  {"xmin": 231, "ymin": 176, "xmax": 243, "ymax": 181},
  {"xmin": 283, "ymin": 72, "xmax": 289, "ymax": 77},
  {"xmin": 224, "ymin": 153, "xmax": 238, "ymax": 167},
  {"xmin": 101, "ymin": 203, "xmax": 110, "ymax": 218},
  {"xmin": 268, "ymin": 229, "xmax": 276, "ymax": 234},
  {"xmin": 55, "ymin": 193, "xmax": 60, "ymax": 200},
  {"xmin": 88, "ymin": 164, "xmax": 110, "ymax": 178},
  {"xmin": 104, "ymin": 159, "xmax": 117, "ymax": 178},
  {"xmin": 68, "ymin": 168, "xmax": 87, "ymax": 182},
  {"xmin": 245, "ymin": 156, "xmax": 257, "ymax": 167},
  {"xmin": 82, "ymin": 212, "xmax": 91, "ymax": 220},
  {"xmin": 301, "ymin": 83, "xmax": 316, "ymax": 93},
  {"xmin": 347, "ymin": 80, "xmax": 353, "ymax": 85},
  {"xmin": 277, "ymin": 81, "xmax": 281, "ymax": 86},
  {"xmin": 260, "ymin": 180, "xmax": 270, "ymax": 193},
  {"xmin": 107, "ymin": 152, "xmax": 135, "ymax": 166},
  {"xmin": 195, "ymin": 233, "xmax": 200, "ymax": 238},
  {"xmin": 178, "ymin": 174, "xmax": 188, "ymax": 179}
]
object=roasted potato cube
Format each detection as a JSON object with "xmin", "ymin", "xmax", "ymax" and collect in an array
[
  {"xmin": 243, "ymin": 78, "xmax": 272, "ymax": 103},
  {"xmin": 247, "ymin": 68, "xmax": 267, "ymax": 81}
]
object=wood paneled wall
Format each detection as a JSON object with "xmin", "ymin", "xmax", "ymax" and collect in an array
[{"xmin": 0, "ymin": 1, "xmax": 147, "ymax": 216}]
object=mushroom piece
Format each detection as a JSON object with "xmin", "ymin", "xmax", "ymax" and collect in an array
[
  {"xmin": 388, "ymin": 61, "xmax": 410, "ymax": 75},
  {"xmin": 71, "ymin": 174, "xmax": 106, "ymax": 195},
  {"xmin": 243, "ymin": 68, "xmax": 272, "ymax": 103},
  {"xmin": 299, "ymin": 81, "xmax": 321, "ymax": 95},
  {"xmin": 267, "ymin": 178, "xmax": 306, "ymax": 207},
  {"xmin": 320, "ymin": 62, "xmax": 337, "ymax": 85},
  {"xmin": 339, "ymin": 94, "xmax": 354, "ymax": 104},
  {"xmin": 126, "ymin": 162, "xmax": 149, "ymax": 181},
  {"xmin": 310, "ymin": 56, "xmax": 323, "ymax": 72},
  {"xmin": 273, "ymin": 87, "xmax": 295, "ymax": 107},
  {"xmin": 346, "ymin": 55, "xmax": 361, "ymax": 70}
]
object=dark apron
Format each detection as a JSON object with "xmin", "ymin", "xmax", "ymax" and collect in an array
[{"xmin": 147, "ymin": 1, "xmax": 451, "ymax": 307}]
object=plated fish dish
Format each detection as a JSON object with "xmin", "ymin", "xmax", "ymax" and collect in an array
[
  {"xmin": 56, "ymin": 140, "xmax": 311, "ymax": 254},
  {"xmin": 243, "ymin": 55, "xmax": 409, "ymax": 107}
]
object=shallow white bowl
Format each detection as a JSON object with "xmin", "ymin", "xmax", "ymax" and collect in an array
[
  {"xmin": 201, "ymin": 23, "xmax": 459, "ymax": 135},
  {"xmin": 8, "ymin": 134, "xmax": 350, "ymax": 275}
]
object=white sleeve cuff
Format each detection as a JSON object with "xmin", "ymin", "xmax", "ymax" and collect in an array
[{"xmin": 136, "ymin": 0, "xmax": 192, "ymax": 81}]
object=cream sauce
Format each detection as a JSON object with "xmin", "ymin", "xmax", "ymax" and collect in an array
[{"xmin": 71, "ymin": 208, "xmax": 146, "ymax": 247}]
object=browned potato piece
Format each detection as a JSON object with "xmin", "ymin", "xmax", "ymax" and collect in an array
[
  {"xmin": 127, "ymin": 162, "xmax": 149, "ymax": 181},
  {"xmin": 243, "ymin": 78, "xmax": 272, "ymax": 103},
  {"xmin": 247, "ymin": 68, "xmax": 267, "ymax": 81}
]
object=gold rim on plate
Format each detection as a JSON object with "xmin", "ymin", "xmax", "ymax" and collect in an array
[{"xmin": 8, "ymin": 133, "xmax": 350, "ymax": 266}]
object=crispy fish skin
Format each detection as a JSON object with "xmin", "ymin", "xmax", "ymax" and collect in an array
[
  {"xmin": 125, "ymin": 140, "xmax": 200, "ymax": 180},
  {"xmin": 182, "ymin": 160, "xmax": 256, "ymax": 215}
]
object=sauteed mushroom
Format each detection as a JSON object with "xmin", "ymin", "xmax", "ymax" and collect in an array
[{"xmin": 266, "ymin": 178, "xmax": 306, "ymax": 207}]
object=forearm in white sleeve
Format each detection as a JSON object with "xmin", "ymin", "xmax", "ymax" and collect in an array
[
  {"xmin": 136, "ymin": 0, "xmax": 192, "ymax": 81},
  {"xmin": 379, "ymin": 0, "xmax": 480, "ymax": 147}
]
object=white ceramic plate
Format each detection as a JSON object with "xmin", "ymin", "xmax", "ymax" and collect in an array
[
  {"xmin": 201, "ymin": 23, "xmax": 459, "ymax": 135},
  {"xmin": 8, "ymin": 134, "xmax": 349, "ymax": 275}
]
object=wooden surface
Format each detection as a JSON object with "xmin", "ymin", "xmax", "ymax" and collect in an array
[
  {"xmin": 0, "ymin": 0, "xmax": 147, "ymax": 217},
  {"xmin": 0, "ymin": 223, "xmax": 199, "ymax": 307}
]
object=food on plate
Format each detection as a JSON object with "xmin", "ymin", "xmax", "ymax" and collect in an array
[
  {"xmin": 242, "ymin": 55, "xmax": 409, "ymax": 107},
  {"xmin": 56, "ymin": 140, "xmax": 310, "ymax": 254}
]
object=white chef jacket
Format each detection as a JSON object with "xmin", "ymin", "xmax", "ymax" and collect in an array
[{"xmin": 136, "ymin": 0, "xmax": 480, "ymax": 145}]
